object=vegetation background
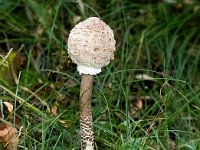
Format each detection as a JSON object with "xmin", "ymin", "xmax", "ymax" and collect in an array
[{"xmin": 0, "ymin": 0, "xmax": 200, "ymax": 149}]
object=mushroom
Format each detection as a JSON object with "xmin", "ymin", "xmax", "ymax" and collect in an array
[{"xmin": 67, "ymin": 17, "xmax": 116, "ymax": 150}]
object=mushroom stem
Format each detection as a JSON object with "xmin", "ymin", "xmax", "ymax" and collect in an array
[{"xmin": 80, "ymin": 74, "xmax": 94, "ymax": 150}]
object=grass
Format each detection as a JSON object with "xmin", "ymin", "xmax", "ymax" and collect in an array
[{"xmin": 0, "ymin": 0, "xmax": 200, "ymax": 149}]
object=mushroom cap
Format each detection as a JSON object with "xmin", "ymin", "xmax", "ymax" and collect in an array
[{"xmin": 67, "ymin": 17, "xmax": 116, "ymax": 75}]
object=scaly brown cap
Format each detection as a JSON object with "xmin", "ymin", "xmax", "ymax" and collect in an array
[{"xmin": 67, "ymin": 17, "xmax": 116, "ymax": 75}]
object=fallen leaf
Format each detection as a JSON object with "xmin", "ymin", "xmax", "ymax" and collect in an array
[
  {"xmin": 136, "ymin": 99, "xmax": 143, "ymax": 110},
  {"xmin": 51, "ymin": 105, "xmax": 58, "ymax": 116},
  {"xmin": 3, "ymin": 102, "xmax": 13, "ymax": 113},
  {"xmin": 0, "ymin": 123, "xmax": 19, "ymax": 150}
]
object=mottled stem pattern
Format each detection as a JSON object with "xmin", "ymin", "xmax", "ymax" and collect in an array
[{"xmin": 80, "ymin": 74, "xmax": 94, "ymax": 150}]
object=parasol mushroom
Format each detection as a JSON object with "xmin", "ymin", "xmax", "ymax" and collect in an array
[{"xmin": 67, "ymin": 17, "xmax": 116, "ymax": 150}]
